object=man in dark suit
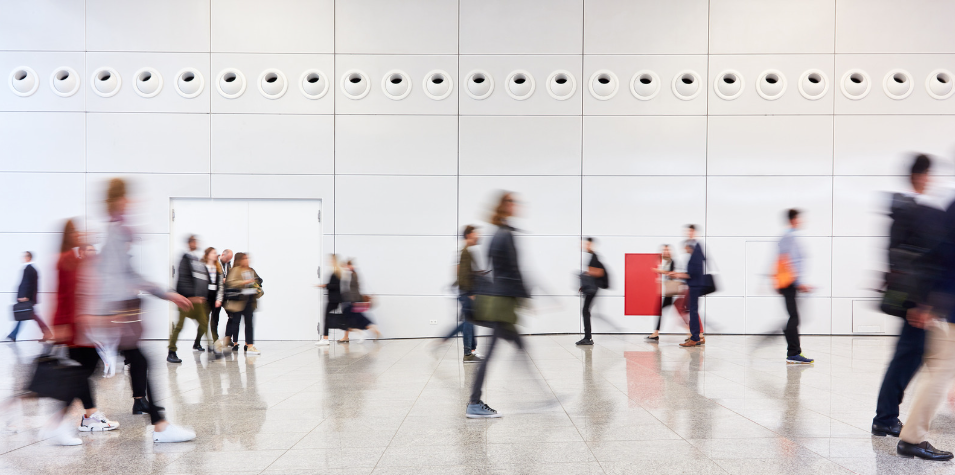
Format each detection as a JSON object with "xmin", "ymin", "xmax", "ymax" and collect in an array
[
  {"xmin": 8, "ymin": 251, "xmax": 51, "ymax": 341},
  {"xmin": 670, "ymin": 225, "xmax": 705, "ymax": 348}
]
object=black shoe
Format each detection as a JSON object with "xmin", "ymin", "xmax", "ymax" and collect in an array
[
  {"xmin": 872, "ymin": 421, "xmax": 903, "ymax": 437},
  {"xmin": 166, "ymin": 351, "xmax": 182, "ymax": 364},
  {"xmin": 232, "ymin": 344, "xmax": 240, "ymax": 352},
  {"xmin": 575, "ymin": 338, "xmax": 594, "ymax": 346},
  {"xmin": 897, "ymin": 440, "xmax": 954, "ymax": 461},
  {"xmin": 646, "ymin": 335, "xmax": 659, "ymax": 341},
  {"xmin": 193, "ymin": 344, "xmax": 205, "ymax": 352},
  {"xmin": 132, "ymin": 397, "xmax": 164, "ymax": 414}
]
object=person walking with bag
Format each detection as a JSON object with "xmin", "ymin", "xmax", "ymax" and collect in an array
[
  {"xmin": 436, "ymin": 225, "xmax": 483, "ymax": 362},
  {"xmin": 339, "ymin": 259, "xmax": 381, "ymax": 342},
  {"xmin": 167, "ymin": 235, "xmax": 212, "ymax": 363},
  {"xmin": 194, "ymin": 247, "xmax": 224, "ymax": 352},
  {"xmin": 777, "ymin": 209, "xmax": 814, "ymax": 364},
  {"xmin": 224, "ymin": 252, "xmax": 261, "ymax": 355},
  {"xmin": 670, "ymin": 225, "xmax": 707, "ymax": 347},
  {"xmin": 467, "ymin": 192, "xmax": 528, "ymax": 419},
  {"xmin": 316, "ymin": 254, "xmax": 343, "ymax": 346},
  {"xmin": 648, "ymin": 245, "xmax": 678, "ymax": 341},
  {"xmin": 576, "ymin": 237, "xmax": 607, "ymax": 346},
  {"xmin": 8, "ymin": 251, "xmax": 52, "ymax": 342}
]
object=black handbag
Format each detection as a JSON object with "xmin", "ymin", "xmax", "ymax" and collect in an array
[
  {"xmin": 701, "ymin": 274, "xmax": 718, "ymax": 296},
  {"xmin": 12, "ymin": 300, "xmax": 34, "ymax": 321},
  {"xmin": 28, "ymin": 352, "xmax": 88, "ymax": 402}
]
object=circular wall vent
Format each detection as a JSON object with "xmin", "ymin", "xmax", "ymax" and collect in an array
[
  {"xmin": 756, "ymin": 69, "xmax": 787, "ymax": 101},
  {"xmin": 381, "ymin": 70, "xmax": 411, "ymax": 100},
  {"xmin": 90, "ymin": 67, "xmax": 121, "ymax": 98},
  {"xmin": 216, "ymin": 68, "xmax": 246, "ymax": 99},
  {"xmin": 49, "ymin": 67, "xmax": 80, "ymax": 97},
  {"xmin": 840, "ymin": 69, "xmax": 871, "ymax": 100},
  {"xmin": 133, "ymin": 67, "xmax": 162, "ymax": 98},
  {"xmin": 505, "ymin": 70, "xmax": 535, "ymax": 100},
  {"xmin": 926, "ymin": 69, "xmax": 955, "ymax": 100},
  {"xmin": 340, "ymin": 70, "xmax": 370, "ymax": 100},
  {"xmin": 423, "ymin": 70, "xmax": 453, "ymax": 100},
  {"xmin": 671, "ymin": 70, "xmax": 702, "ymax": 100},
  {"xmin": 588, "ymin": 70, "xmax": 619, "ymax": 100},
  {"xmin": 9, "ymin": 66, "xmax": 39, "ymax": 97},
  {"xmin": 546, "ymin": 70, "xmax": 576, "ymax": 100},
  {"xmin": 797, "ymin": 69, "xmax": 828, "ymax": 100},
  {"xmin": 174, "ymin": 68, "xmax": 204, "ymax": 98},
  {"xmin": 258, "ymin": 69, "xmax": 288, "ymax": 100},
  {"xmin": 714, "ymin": 70, "xmax": 744, "ymax": 101},
  {"xmin": 883, "ymin": 69, "xmax": 913, "ymax": 100},
  {"xmin": 465, "ymin": 70, "xmax": 494, "ymax": 100},
  {"xmin": 630, "ymin": 70, "xmax": 660, "ymax": 100},
  {"xmin": 300, "ymin": 69, "xmax": 329, "ymax": 100}
]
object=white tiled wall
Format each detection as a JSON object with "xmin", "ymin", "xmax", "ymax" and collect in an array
[{"xmin": 3, "ymin": 0, "xmax": 951, "ymax": 339}]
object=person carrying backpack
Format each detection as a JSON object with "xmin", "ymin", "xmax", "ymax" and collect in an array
[{"xmin": 576, "ymin": 237, "xmax": 608, "ymax": 346}]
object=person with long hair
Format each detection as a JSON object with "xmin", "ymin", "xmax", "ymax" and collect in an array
[
  {"xmin": 93, "ymin": 178, "xmax": 196, "ymax": 443},
  {"xmin": 224, "ymin": 252, "xmax": 261, "ymax": 355},
  {"xmin": 339, "ymin": 259, "xmax": 381, "ymax": 342},
  {"xmin": 316, "ymin": 254, "xmax": 343, "ymax": 346},
  {"xmin": 467, "ymin": 192, "xmax": 528, "ymax": 419},
  {"xmin": 648, "ymin": 244, "xmax": 676, "ymax": 341},
  {"xmin": 194, "ymin": 247, "xmax": 225, "ymax": 353}
]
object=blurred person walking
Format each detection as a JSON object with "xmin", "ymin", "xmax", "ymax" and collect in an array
[
  {"xmin": 94, "ymin": 178, "xmax": 196, "ymax": 443},
  {"xmin": 576, "ymin": 237, "xmax": 607, "ymax": 346},
  {"xmin": 316, "ymin": 254, "xmax": 343, "ymax": 346},
  {"xmin": 339, "ymin": 259, "xmax": 381, "ymax": 342},
  {"xmin": 194, "ymin": 247, "xmax": 224, "ymax": 352},
  {"xmin": 437, "ymin": 225, "xmax": 482, "ymax": 362},
  {"xmin": 467, "ymin": 192, "xmax": 528, "ymax": 419},
  {"xmin": 648, "ymin": 244, "xmax": 678, "ymax": 341},
  {"xmin": 777, "ymin": 209, "xmax": 814, "ymax": 364},
  {"xmin": 872, "ymin": 155, "xmax": 946, "ymax": 438},
  {"xmin": 670, "ymin": 225, "xmax": 706, "ymax": 347},
  {"xmin": 167, "ymin": 235, "xmax": 212, "ymax": 363},
  {"xmin": 8, "ymin": 251, "xmax": 52, "ymax": 342},
  {"xmin": 224, "ymin": 252, "xmax": 262, "ymax": 355}
]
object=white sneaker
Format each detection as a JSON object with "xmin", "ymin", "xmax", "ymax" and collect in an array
[
  {"xmin": 315, "ymin": 339, "xmax": 330, "ymax": 346},
  {"xmin": 245, "ymin": 345, "xmax": 261, "ymax": 355},
  {"xmin": 79, "ymin": 412, "xmax": 119, "ymax": 432},
  {"xmin": 42, "ymin": 423, "xmax": 82, "ymax": 446},
  {"xmin": 153, "ymin": 424, "xmax": 196, "ymax": 443}
]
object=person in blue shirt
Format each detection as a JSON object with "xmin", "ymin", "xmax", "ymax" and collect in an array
[{"xmin": 779, "ymin": 209, "xmax": 814, "ymax": 364}]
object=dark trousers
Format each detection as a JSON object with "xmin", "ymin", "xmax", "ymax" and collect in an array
[
  {"xmin": 68, "ymin": 347, "xmax": 100, "ymax": 410},
  {"xmin": 656, "ymin": 296, "xmax": 673, "ymax": 331},
  {"xmin": 582, "ymin": 291, "xmax": 597, "ymax": 339},
  {"xmin": 123, "ymin": 346, "xmax": 163, "ymax": 425},
  {"xmin": 197, "ymin": 290, "xmax": 221, "ymax": 346},
  {"xmin": 322, "ymin": 301, "xmax": 340, "ymax": 337},
  {"xmin": 470, "ymin": 322, "xmax": 524, "ymax": 404},
  {"xmin": 226, "ymin": 299, "xmax": 255, "ymax": 345},
  {"xmin": 8, "ymin": 314, "xmax": 51, "ymax": 341},
  {"xmin": 687, "ymin": 287, "xmax": 702, "ymax": 342},
  {"xmin": 781, "ymin": 285, "xmax": 801, "ymax": 357},
  {"xmin": 873, "ymin": 320, "xmax": 926, "ymax": 426}
]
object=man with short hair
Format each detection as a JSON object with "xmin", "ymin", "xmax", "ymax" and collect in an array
[
  {"xmin": 673, "ymin": 225, "xmax": 705, "ymax": 347},
  {"xmin": 779, "ymin": 209, "xmax": 814, "ymax": 364},
  {"xmin": 439, "ymin": 226, "xmax": 482, "ymax": 362},
  {"xmin": 8, "ymin": 251, "xmax": 51, "ymax": 341},
  {"xmin": 576, "ymin": 237, "xmax": 606, "ymax": 346},
  {"xmin": 167, "ymin": 236, "xmax": 211, "ymax": 363}
]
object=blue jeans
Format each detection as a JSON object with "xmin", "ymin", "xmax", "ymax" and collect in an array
[
  {"xmin": 687, "ymin": 287, "xmax": 702, "ymax": 342},
  {"xmin": 441, "ymin": 294, "xmax": 476, "ymax": 355}
]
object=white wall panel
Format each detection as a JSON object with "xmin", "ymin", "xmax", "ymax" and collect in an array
[
  {"xmin": 520, "ymin": 296, "xmax": 581, "ymax": 335},
  {"xmin": 459, "ymin": 56, "xmax": 582, "ymax": 116},
  {"xmin": 583, "ymin": 116, "xmax": 706, "ymax": 176},
  {"xmin": 85, "ymin": 174, "xmax": 210, "ymax": 235},
  {"xmin": 336, "ymin": 115, "xmax": 457, "ymax": 175},
  {"xmin": 584, "ymin": 0, "xmax": 708, "ymax": 55},
  {"xmin": 706, "ymin": 177, "xmax": 833, "ymax": 237},
  {"xmin": 459, "ymin": 176, "xmax": 581, "ymax": 236},
  {"xmin": 834, "ymin": 54, "xmax": 955, "ymax": 115},
  {"xmin": 0, "ymin": 52, "xmax": 85, "ymax": 112},
  {"xmin": 85, "ymin": 53, "xmax": 211, "ymax": 113},
  {"xmin": 836, "ymin": 0, "xmax": 955, "ymax": 53},
  {"xmin": 703, "ymin": 238, "xmax": 746, "ymax": 298},
  {"xmin": 582, "ymin": 177, "xmax": 706, "ymax": 236},
  {"xmin": 460, "ymin": 116, "xmax": 581, "ymax": 176},
  {"xmin": 334, "ymin": 55, "xmax": 457, "ymax": 115},
  {"xmin": 212, "ymin": 114, "xmax": 334, "ymax": 175},
  {"xmin": 0, "ymin": 234, "xmax": 64, "ymax": 294},
  {"xmin": 831, "ymin": 237, "xmax": 886, "ymax": 299},
  {"xmin": 336, "ymin": 0, "xmax": 458, "ymax": 54},
  {"xmin": 0, "ymin": 113, "xmax": 84, "ymax": 172},
  {"xmin": 514, "ymin": 235, "xmax": 582, "ymax": 297},
  {"xmin": 582, "ymin": 55, "xmax": 708, "ymax": 116},
  {"xmin": 0, "ymin": 173, "xmax": 85, "ymax": 233},
  {"xmin": 707, "ymin": 116, "xmax": 833, "ymax": 176},
  {"xmin": 834, "ymin": 116, "xmax": 955, "ymax": 176},
  {"xmin": 831, "ymin": 176, "xmax": 913, "ymax": 237},
  {"xmin": 86, "ymin": 0, "xmax": 211, "ymax": 52},
  {"xmin": 707, "ymin": 54, "xmax": 835, "ymax": 115},
  {"xmin": 709, "ymin": 0, "xmax": 835, "ymax": 54},
  {"xmin": 367, "ymin": 296, "xmax": 458, "ymax": 339},
  {"xmin": 210, "ymin": 174, "xmax": 334, "ymax": 233},
  {"xmin": 212, "ymin": 0, "xmax": 334, "ymax": 53},
  {"xmin": 335, "ymin": 176, "xmax": 456, "ymax": 235},
  {"xmin": 87, "ymin": 113, "xmax": 210, "ymax": 174},
  {"xmin": 460, "ymin": 0, "xmax": 582, "ymax": 55},
  {"xmin": 334, "ymin": 235, "xmax": 457, "ymax": 296},
  {"xmin": 705, "ymin": 297, "xmax": 745, "ymax": 335},
  {"xmin": 211, "ymin": 53, "xmax": 334, "ymax": 114},
  {"xmin": 744, "ymin": 297, "xmax": 831, "ymax": 335},
  {"xmin": 0, "ymin": 0, "xmax": 85, "ymax": 51}
]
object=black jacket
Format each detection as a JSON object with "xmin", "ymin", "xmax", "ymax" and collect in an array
[
  {"xmin": 176, "ymin": 253, "xmax": 209, "ymax": 298},
  {"xmin": 325, "ymin": 273, "xmax": 342, "ymax": 304},
  {"xmin": 887, "ymin": 193, "xmax": 946, "ymax": 306},
  {"xmin": 17, "ymin": 264, "xmax": 38, "ymax": 303},
  {"xmin": 487, "ymin": 225, "xmax": 529, "ymax": 298}
]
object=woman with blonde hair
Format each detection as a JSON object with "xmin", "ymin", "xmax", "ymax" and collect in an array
[
  {"xmin": 224, "ymin": 252, "xmax": 261, "ymax": 355},
  {"xmin": 316, "ymin": 254, "xmax": 344, "ymax": 346}
]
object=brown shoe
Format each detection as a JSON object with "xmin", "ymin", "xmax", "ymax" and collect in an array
[{"xmin": 680, "ymin": 339, "xmax": 701, "ymax": 347}]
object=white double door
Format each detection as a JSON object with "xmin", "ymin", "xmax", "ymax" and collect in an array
[{"xmin": 169, "ymin": 199, "xmax": 322, "ymax": 341}]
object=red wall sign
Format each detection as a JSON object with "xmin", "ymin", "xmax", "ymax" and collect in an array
[{"xmin": 625, "ymin": 253, "xmax": 661, "ymax": 316}]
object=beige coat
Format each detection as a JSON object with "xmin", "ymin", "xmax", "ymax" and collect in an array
[{"xmin": 224, "ymin": 266, "xmax": 260, "ymax": 313}]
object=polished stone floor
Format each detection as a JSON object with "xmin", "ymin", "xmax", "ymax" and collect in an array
[{"xmin": 1, "ymin": 334, "xmax": 955, "ymax": 474}]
